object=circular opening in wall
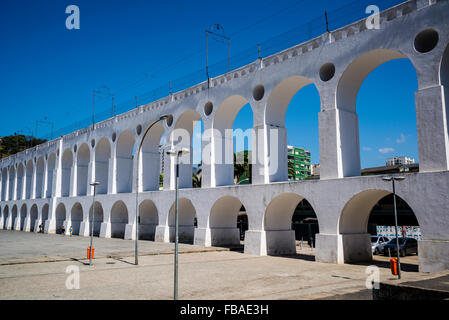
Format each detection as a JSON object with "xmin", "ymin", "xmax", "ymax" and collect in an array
[
  {"xmin": 112, "ymin": 132, "xmax": 117, "ymax": 142},
  {"xmin": 91, "ymin": 139, "xmax": 95, "ymax": 148},
  {"xmin": 136, "ymin": 124, "xmax": 142, "ymax": 135},
  {"xmin": 253, "ymin": 84, "xmax": 265, "ymax": 101},
  {"xmin": 204, "ymin": 101, "xmax": 213, "ymax": 116},
  {"xmin": 166, "ymin": 115, "xmax": 173, "ymax": 127},
  {"xmin": 73, "ymin": 144, "xmax": 77, "ymax": 153},
  {"xmin": 319, "ymin": 62, "xmax": 335, "ymax": 82},
  {"xmin": 414, "ymin": 29, "xmax": 438, "ymax": 53}
]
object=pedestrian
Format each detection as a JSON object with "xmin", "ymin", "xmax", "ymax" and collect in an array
[
  {"xmin": 39, "ymin": 224, "xmax": 42, "ymax": 233},
  {"xmin": 61, "ymin": 225, "xmax": 65, "ymax": 235},
  {"xmin": 69, "ymin": 226, "xmax": 73, "ymax": 237}
]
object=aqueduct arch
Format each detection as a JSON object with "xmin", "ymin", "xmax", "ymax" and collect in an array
[
  {"xmin": 70, "ymin": 202, "xmax": 83, "ymax": 235},
  {"xmin": 88, "ymin": 201, "xmax": 104, "ymax": 237},
  {"xmin": 140, "ymin": 121, "xmax": 165, "ymax": 192},
  {"xmin": 77, "ymin": 144, "xmax": 90, "ymax": 196},
  {"xmin": 95, "ymin": 137, "xmax": 111, "ymax": 195},
  {"xmin": 167, "ymin": 198, "xmax": 196, "ymax": 243},
  {"xmin": 116, "ymin": 131, "xmax": 135, "ymax": 193},
  {"xmin": 138, "ymin": 199, "xmax": 158, "ymax": 240},
  {"xmin": 110, "ymin": 200, "xmax": 128, "ymax": 238}
]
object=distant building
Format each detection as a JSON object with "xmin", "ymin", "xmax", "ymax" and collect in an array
[
  {"xmin": 386, "ymin": 156, "xmax": 415, "ymax": 166},
  {"xmin": 311, "ymin": 164, "xmax": 320, "ymax": 176},
  {"xmin": 287, "ymin": 146, "xmax": 311, "ymax": 181}
]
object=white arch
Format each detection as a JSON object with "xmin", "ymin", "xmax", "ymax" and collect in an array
[
  {"xmin": 70, "ymin": 202, "xmax": 83, "ymax": 235},
  {"xmin": 95, "ymin": 137, "xmax": 111, "ymax": 195},
  {"xmin": 116, "ymin": 131, "xmax": 135, "ymax": 193},
  {"xmin": 88, "ymin": 201, "xmax": 104, "ymax": 237},
  {"xmin": 139, "ymin": 199, "xmax": 158, "ymax": 240},
  {"xmin": 35, "ymin": 157, "xmax": 45, "ymax": 198},
  {"xmin": 77, "ymin": 143, "xmax": 90, "ymax": 196},
  {"xmin": 61, "ymin": 149, "xmax": 73, "ymax": 197},
  {"xmin": 46, "ymin": 153, "xmax": 56, "ymax": 198},
  {"xmin": 16, "ymin": 163, "xmax": 24, "ymax": 200},
  {"xmin": 55, "ymin": 203, "xmax": 66, "ymax": 233},
  {"xmin": 30, "ymin": 204, "xmax": 38, "ymax": 232},
  {"xmin": 25, "ymin": 160, "xmax": 33, "ymax": 199},
  {"xmin": 20, "ymin": 204, "xmax": 27, "ymax": 231},
  {"xmin": 110, "ymin": 200, "xmax": 128, "ymax": 238},
  {"xmin": 168, "ymin": 198, "xmax": 196, "ymax": 243},
  {"xmin": 140, "ymin": 121, "xmax": 165, "ymax": 192}
]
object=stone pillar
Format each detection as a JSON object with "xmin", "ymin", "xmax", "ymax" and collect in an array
[
  {"xmin": 318, "ymin": 108, "xmax": 360, "ymax": 179},
  {"xmin": 124, "ymin": 223, "xmax": 136, "ymax": 240},
  {"xmin": 100, "ymin": 222, "xmax": 111, "ymax": 238},
  {"xmin": 21, "ymin": 168, "xmax": 27, "ymax": 200},
  {"xmin": 315, "ymin": 233, "xmax": 372, "ymax": 264},
  {"xmin": 70, "ymin": 157, "xmax": 77, "ymax": 197},
  {"xmin": 155, "ymin": 225, "xmax": 170, "ymax": 243},
  {"xmin": 108, "ymin": 144, "xmax": 117, "ymax": 194},
  {"xmin": 418, "ymin": 239, "xmax": 449, "ymax": 272},
  {"xmin": 264, "ymin": 124, "xmax": 287, "ymax": 183},
  {"xmin": 212, "ymin": 129, "xmax": 234, "ymax": 187},
  {"xmin": 31, "ymin": 163, "xmax": 37, "ymax": 199},
  {"xmin": 415, "ymin": 85, "xmax": 449, "ymax": 172},
  {"xmin": 201, "ymin": 121, "xmax": 213, "ymax": 188},
  {"xmin": 87, "ymin": 155, "xmax": 95, "ymax": 196}
]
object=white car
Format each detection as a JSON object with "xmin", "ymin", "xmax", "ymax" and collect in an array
[{"xmin": 371, "ymin": 236, "xmax": 390, "ymax": 255}]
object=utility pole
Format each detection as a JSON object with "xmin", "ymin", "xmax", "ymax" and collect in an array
[{"xmin": 205, "ymin": 24, "xmax": 231, "ymax": 87}]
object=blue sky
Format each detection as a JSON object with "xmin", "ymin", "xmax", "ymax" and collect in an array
[{"xmin": 0, "ymin": 0, "xmax": 416, "ymax": 168}]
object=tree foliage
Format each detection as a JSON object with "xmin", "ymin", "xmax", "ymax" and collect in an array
[{"xmin": 0, "ymin": 135, "xmax": 47, "ymax": 159}]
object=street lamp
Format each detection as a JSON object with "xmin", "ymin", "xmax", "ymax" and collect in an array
[
  {"xmin": 134, "ymin": 115, "xmax": 172, "ymax": 266},
  {"xmin": 89, "ymin": 181, "xmax": 100, "ymax": 266},
  {"xmin": 382, "ymin": 175, "xmax": 406, "ymax": 279},
  {"xmin": 167, "ymin": 147, "xmax": 190, "ymax": 300}
]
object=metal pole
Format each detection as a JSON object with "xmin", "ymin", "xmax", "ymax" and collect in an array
[
  {"xmin": 392, "ymin": 179, "xmax": 402, "ymax": 279},
  {"xmin": 325, "ymin": 10, "xmax": 330, "ymax": 33},
  {"xmin": 89, "ymin": 184, "xmax": 97, "ymax": 266},
  {"xmin": 134, "ymin": 117, "xmax": 169, "ymax": 265},
  {"xmin": 205, "ymin": 31, "xmax": 209, "ymax": 88},
  {"xmin": 174, "ymin": 154, "xmax": 179, "ymax": 300}
]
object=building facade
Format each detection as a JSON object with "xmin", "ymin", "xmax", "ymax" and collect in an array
[
  {"xmin": 287, "ymin": 146, "xmax": 311, "ymax": 180},
  {"xmin": 386, "ymin": 156, "xmax": 416, "ymax": 166}
]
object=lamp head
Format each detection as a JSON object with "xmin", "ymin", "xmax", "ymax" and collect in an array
[
  {"xmin": 394, "ymin": 176, "xmax": 406, "ymax": 181},
  {"xmin": 382, "ymin": 176, "xmax": 393, "ymax": 182},
  {"xmin": 90, "ymin": 181, "xmax": 100, "ymax": 186},
  {"xmin": 159, "ymin": 114, "xmax": 171, "ymax": 121}
]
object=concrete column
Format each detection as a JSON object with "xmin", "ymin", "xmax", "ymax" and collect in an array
[
  {"xmin": 87, "ymin": 156, "xmax": 95, "ymax": 195},
  {"xmin": 4, "ymin": 169, "xmax": 9, "ymax": 201},
  {"xmin": 70, "ymin": 157, "xmax": 77, "ymax": 197},
  {"xmin": 318, "ymin": 108, "xmax": 360, "ymax": 179},
  {"xmin": 194, "ymin": 227, "xmax": 240, "ymax": 247},
  {"xmin": 21, "ymin": 168, "xmax": 27, "ymax": 200},
  {"xmin": 100, "ymin": 222, "xmax": 111, "ymax": 238},
  {"xmin": 163, "ymin": 144, "xmax": 175, "ymax": 190},
  {"xmin": 108, "ymin": 144, "xmax": 117, "ymax": 194},
  {"xmin": 155, "ymin": 225, "xmax": 170, "ymax": 242},
  {"xmin": 124, "ymin": 223, "xmax": 136, "ymax": 240},
  {"xmin": 42, "ymin": 160, "xmax": 48, "ymax": 198},
  {"xmin": 264, "ymin": 124, "xmax": 287, "ymax": 183},
  {"xmin": 418, "ymin": 239, "xmax": 449, "ymax": 272},
  {"xmin": 212, "ymin": 129, "xmax": 234, "ymax": 187},
  {"xmin": 201, "ymin": 121, "xmax": 213, "ymax": 188},
  {"xmin": 23, "ymin": 214, "xmax": 31, "ymax": 232},
  {"xmin": 0, "ymin": 214, "xmax": 3, "ymax": 230},
  {"xmin": 315, "ymin": 233, "xmax": 372, "ymax": 264},
  {"xmin": 415, "ymin": 85, "xmax": 449, "ymax": 172},
  {"xmin": 12, "ymin": 168, "xmax": 17, "ymax": 201},
  {"xmin": 79, "ymin": 221, "xmax": 90, "ymax": 237},
  {"xmin": 31, "ymin": 163, "xmax": 37, "ymax": 199}
]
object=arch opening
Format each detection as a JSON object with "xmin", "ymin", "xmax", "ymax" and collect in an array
[
  {"xmin": 95, "ymin": 138, "xmax": 111, "ymax": 195},
  {"xmin": 88, "ymin": 201, "xmax": 104, "ymax": 237},
  {"xmin": 263, "ymin": 193, "xmax": 318, "ymax": 255},
  {"xmin": 266, "ymin": 76, "xmax": 319, "ymax": 182},
  {"xmin": 55, "ymin": 203, "xmax": 66, "ymax": 234},
  {"xmin": 172, "ymin": 109, "xmax": 202, "ymax": 189},
  {"xmin": 140, "ymin": 121, "xmax": 165, "ymax": 192},
  {"xmin": 168, "ymin": 198, "xmax": 196, "ymax": 243},
  {"xmin": 116, "ymin": 131, "xmax": 135, "ymax": 193},
  {"xmin": 337, "ymin": 49, "xmax": 418, "ymax": 173},
  {"xmin": 61, "ymin": 149, "xmax": 73, "ymax": 197},
  {"xmin": 110, "ymin": 200, "xmax": 128, "ymax": 238},
  {"xmin": 77, "ymin": 144, "xmax": 90, "ymax": 196},
  {"xmin": 138, "ymin": 199, "xmax": 158, "ymax": 240},
  {"xmin": 25, "ymin": 160, "xmax": 33, "ymax": 199},
  {"xmin": 8, "ymin": 166, "xmax": 15, "ymax": 200},
  {"xmin": 46, "ymin": 153, "xmax": 56, "ymax": 198},
  {"xmin": 41, "ymin": 204, "xmax": 49, "ymax": 231},
  {"xmin": 3, "ymin": 205, "xmax": 9, "ymax": 229},
  {"xmin": 30, "ymin": 204, "xmax": 38, "ymax": 232},
  {"xmin": 16, "ymin": 163, "xmax": 24, "ymax": 200},
  {"xmin": 35, "ymin": 157, "xmax": 45, "ymax": 198},
  {"xmin": 11, "ymin": 205, "xmax": 18, "ymax": 230},
  {"xmin": 339, "ymin": 189, "xmax": 419, "ymax": 263},
  {"xmin": 209, "ymin": 196, "xmax": 246, "ymax": 247},
  {"xmin": 1, "ymin": 168, "xmax": 7, "ymax": 201},
  {"xmin": 70, "ymin": 203, "xmax": 83, "ymax": 235},
  {"xmin": 20, "ymin": 204, "xmax": 27, "ymax": 231}
]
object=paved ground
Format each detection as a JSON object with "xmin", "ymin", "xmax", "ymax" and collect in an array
[{"xmin": 0, "ymin": 230, "xmax": 426, "ymax": 300}]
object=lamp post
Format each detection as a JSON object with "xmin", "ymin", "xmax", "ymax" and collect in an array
[
  {"xmin": 382, "ymin": 175, "xmax": 406, "ymax": 279},
  {"xmin": 134, "ymin": 115, "xmax": 171, "ymax": 266},
  {"xmin": 166, "ymin": 147, "xmax": 190, "ymax": 300},
  {"xmin": 89, "ymin": 181, "xmax": 100, "ymax": 266}
]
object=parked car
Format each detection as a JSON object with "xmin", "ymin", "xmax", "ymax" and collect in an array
[
  {"xmin": 383, "ymin": 237, "xmax": 418, "ymax": 257},
  {"xmin": 371, "ymin": 236, "xmax": 390, "ymax": 254}
]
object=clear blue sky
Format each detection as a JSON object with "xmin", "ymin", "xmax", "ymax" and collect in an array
[{"xmin": 0, "ymin": 0, "xmax": 416, "ymax": 168}]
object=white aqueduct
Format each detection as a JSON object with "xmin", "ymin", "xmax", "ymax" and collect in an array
[{"xmin": 1, "ymin": 0, "xmax": 449, "ymax": 272}]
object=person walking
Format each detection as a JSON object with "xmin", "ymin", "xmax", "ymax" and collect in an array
[
  {"xmin": 61, "ymin": 225, "xmax": 65, "ymax": 235},
  {"xmin": 69, "ymin": 226, "xmax": 73, "ymax": 237}
]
